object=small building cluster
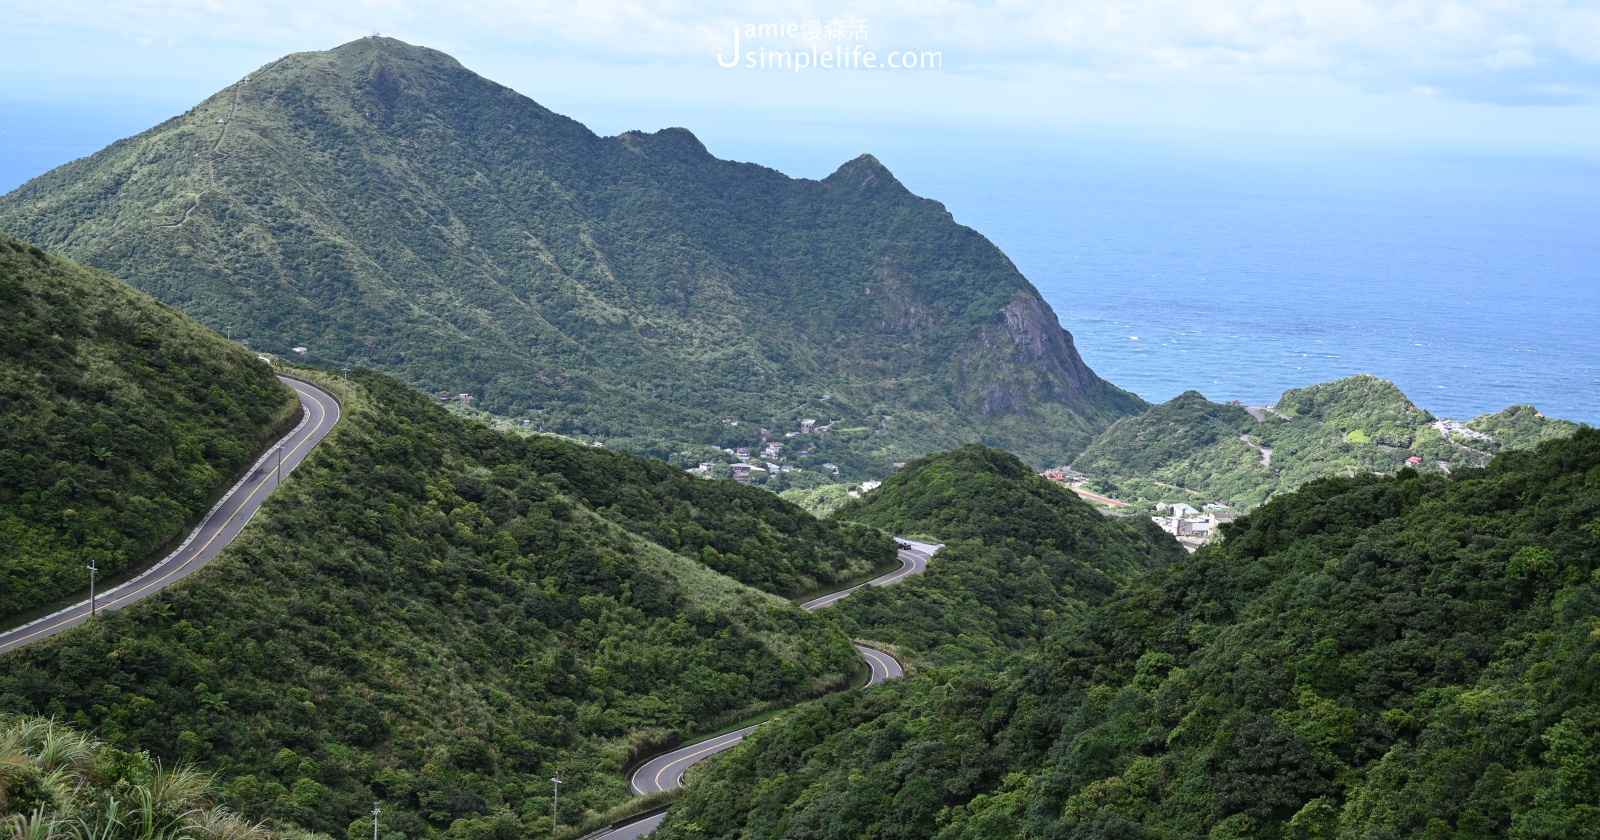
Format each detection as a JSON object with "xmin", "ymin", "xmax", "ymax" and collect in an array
[
  {"xmin": 1152, "ymin": 506, "xmax": 1240, "ymax": 551},
  {"xmin": 1430, "ymin": 418, "xmax": 1492, "ymax": 443},
  {"xmin": 847, "ymin": 480, "xmax": 881, "ymax": 499},
  {"xmin": 683, "ymin": 413, "xmax": 853, "ymax": 483},
  {"xmin": 1041, "ymin": 468, "xmax": 1088, "ymax": 486}
]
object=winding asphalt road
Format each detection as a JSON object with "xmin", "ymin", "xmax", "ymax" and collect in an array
[
  {"xmin": 798, "ymin": 538, "xmax": 937, "ymax": 610},
  {"xmin": 0, "ymin": 375, "xmax": 340, "ymax": 656},
  {"xmin": 596, "ymin": 539, "xmax": 942, "ymax": 839},
  {"xmin": 1, "ymin": 386, "xmax": 926, "ymax": 839}
]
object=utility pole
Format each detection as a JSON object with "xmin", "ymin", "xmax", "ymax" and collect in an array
[
  {"xmin": 87, "ymin": 563, "xmax": 99, "ymax": 616},
  {"xmin": 550, "ymin": 777, "xmax": 562, "ymax": 835},
  {"xmin": 341, "ymin": 367, "xmax": 351, "ymax": 395},
  {"xmin": 274, "ymin": 444, "xmax": 282, "ymax": 486},
  {"xmin": 371, "ymin": 802, "xmax": 380, "ymax": 840}
]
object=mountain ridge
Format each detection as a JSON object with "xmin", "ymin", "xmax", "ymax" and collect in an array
[
  {"xmin": 0, "ymin": 37, "xmax": 1144, "ymax": 472},
  {"xmin": 1072, "ymin": 374, "xmax": 1582, "ymax": 510}
]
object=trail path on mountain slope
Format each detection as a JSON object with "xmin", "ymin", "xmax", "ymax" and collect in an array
[
  {"xmin": 0, "ymin": 376, "xmax": 340, "ymax": 655},
  {"xmin": 589, "ymin": 539, "xmax": 943, "ymax": 840},
  {"xmin": 1240, "ymin": 433, "xmax": 1273, "ymax": 467},
  {"xmin": 165, "ymin": 57, "xmax": 288, "ymax": 228}
]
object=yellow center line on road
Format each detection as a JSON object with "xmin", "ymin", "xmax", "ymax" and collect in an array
[
  {"xmin": 2, "ymin": 382, "xmax": 335, "ymax": 649},
  {"xmin": 651, "ymin": 728, "xmax": 754, "ymax": 792},
  {"xmin": 861, "ymin": 647, "xmax": 891, "ymax": 680},
  {"xmin": 873, "ymin": 553, "xmax": 920, "ymax": 585},
  {"xmin": 803, "ymin": 552, "xmax": 919, "ymax": 609},
  {"xmin": 627, "ymin": 542, "xmax": 932, "ymax": 800}
]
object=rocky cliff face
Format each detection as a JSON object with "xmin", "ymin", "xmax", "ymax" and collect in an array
[{"xmin": 0, "ymin": 37, "xmax": 1144, "ymax": 469}]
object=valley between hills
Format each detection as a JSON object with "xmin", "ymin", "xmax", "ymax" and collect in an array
[{"xmin": 3, "ymin": 37, "xmax": 1599, "ymax": 840}]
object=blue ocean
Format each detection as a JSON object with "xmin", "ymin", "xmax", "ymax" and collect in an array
[
  {"xmin": 906, "ymin": 142, "xmax": 1600, "ymax": 426},
  {"xmin": 5, "ymin": 101, "xmax": 1598, "ymax": 425}
]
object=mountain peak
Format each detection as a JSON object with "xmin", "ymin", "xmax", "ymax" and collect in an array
[
  {"xmin": 0, "ymin": 41, "xmax": 1142, "ymax": 469},
  {"xmin": 825, "ymin": 153, "xmax": 899, "ymax": 187},
  {"xmin": 322, "ymin": 35, "xmax": 466, "ymax": 68},
  {"xmin": 617, "ymin": 126, "xmax": 712, "ymax": 160}
]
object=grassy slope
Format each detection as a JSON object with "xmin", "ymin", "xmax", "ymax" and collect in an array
[
  {"xmin": 0, "ymin": 38, "xmax": 1143, "ymax": 473},
  {"xmin": 0, "ymin": 714, "xmax": 324, "ymax": 840},
  {"xmin": 0, "ymin": 369, "xmax": 888, "ymax": 839},
  {"xmin": 658, "ymin": 428, "xmax": 1600, "ymax": 840},
  {"xmin": 0, "ymin": 232, "xmax": 296, "ymax": 618},
  {"xmin": 822, "ymin": 445, "xmax": 1185, "ymax": 666},
  {"xmin": 1074, "ymin": 374, "xmax": 1581, "ymax": 510}
]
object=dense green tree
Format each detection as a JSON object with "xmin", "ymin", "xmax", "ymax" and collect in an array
[
  {"xmin": 659, "ymin": 429, "xmax": 1600, "ymax": 839},
  {"xmin": 0, "ymin": 232, "xmax": 297, "ymax": 618},
  {"xmin": 0, "ymin": 369, "xmax": 886, "ymax": 838},
  {"xmin": 824, "ymin": 445, "xmax": 1184, "ymax": 664}
]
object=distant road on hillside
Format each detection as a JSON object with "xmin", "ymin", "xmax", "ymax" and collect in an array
[
  {"xmin": 798, "ymin": 538, "xmax": 939, "ymax": 609},
  {"xmin": 594, "ymin": 540, "xmax": 941, "ymax": 840},
  {"xmin": 0, "ymin": 376, "xmax": 340, "ymax": 655}
]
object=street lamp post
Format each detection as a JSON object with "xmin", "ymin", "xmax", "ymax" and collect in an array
[
  {"xmin": 550, "ymin": 777, "xmax": 562, "ymax": 835},
  {"xmin": 371, "ymin": 802, "xmax": 380, "ymax": 840},
  {"xmin": 86, "ymin": 563, "xmax": 99, "ymax": 616},
  {"xmin": 341, "ymin": 367, "xmax": 351, "ymax": 393}
]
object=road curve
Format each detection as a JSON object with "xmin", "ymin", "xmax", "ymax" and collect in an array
[
  {"xmin": 857, "ymin": 644, "xmax": 903, "ymax": 684},
  {"xmin": 599, "ymin": 541, "xmax": 939, "ymax": 838},
  {"xmin": 0, "ymin": 375, "xmax": 340, "ymax": 655},
  {"xmin": 799, "ymin": 541, "xmax": 933, "ymax": 610}
]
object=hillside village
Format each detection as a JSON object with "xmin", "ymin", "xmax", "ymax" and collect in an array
[
  {"xmin": 1040, "ymin": 469, "xmax": 1236, "ymax": 551},
  {"xmin": 683, "ymin": 417, "xmax": 838, "ymax": 484}
]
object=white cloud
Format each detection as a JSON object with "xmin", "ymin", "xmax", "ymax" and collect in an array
[{"xmin": 4, "ymin": 0, "xmax": 1598, "ymax": 104}]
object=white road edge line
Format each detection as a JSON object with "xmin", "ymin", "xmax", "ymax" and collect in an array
[{"xmin": 0, "ymin": 376, "xmax": 332, "ymax": 647}]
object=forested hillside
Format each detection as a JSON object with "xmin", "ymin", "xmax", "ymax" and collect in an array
[
  {"xmin": 658, "ymin": 428, "xmax": 1600, "ymax": 840},
  {"xmin": 0, "ymin": 231, "xmax": 297, "ymax": 619},
  {"xmin": 1074, "ymin": 375, "xmax": 1579, "ymax": 510},
  {"xmin": 0, "ymin": 369, "xmax": 892, "ymax": 838},
  {"xmin": 0, "ymin": 37, "xmax": 1144, "ymax": 472},
  {"xmin": 0, "ymin": 714, "xmax": 323, "ymax": 840},
  {"xmin": 825, "ymin": 445, "xmax": 1184, "ymax": 665}
]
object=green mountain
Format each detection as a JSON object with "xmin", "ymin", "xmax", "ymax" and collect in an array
[
  {"xmin": 657, "ymin": 427, "xmax": 1600, "ymax": 839},
  {"xmin": 0, "ymin": 37, "xmax": 1143, "ymax": 473},
  {"xmin": 0, "ymin": 232, "xmax": 297, "ymax": 619},
  {"xmin": 1465, "ymin": 403, "xmax": 1576, "ymax": 451},
  {"xmin": 1072, "ymin": 374, "xmax": 1580, "ymax": 510},
  {"xmin": 824, "ymin": 445, "xmax": 1185, "ymax": 665},
  {"xmin": 0, "ymin": 368, "xmax": 893, "ymax": 838}
]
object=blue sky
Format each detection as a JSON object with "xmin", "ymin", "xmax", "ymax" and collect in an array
[{"xmin": 2, "ymin": 0, "xmax": 1599, "ymax": 165}]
